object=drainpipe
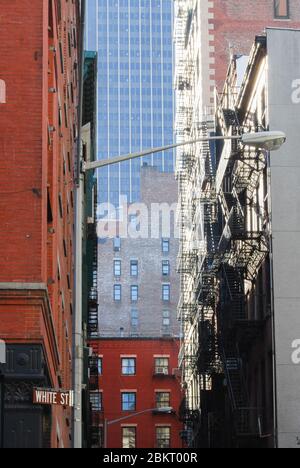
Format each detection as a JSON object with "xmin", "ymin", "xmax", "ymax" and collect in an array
[
  {"xmin": 267, "ymin": 150, "xmax": 279, "ymax": 449},
  {"xmin": 73, "ymin": 0, "xmax": 86, "ymax": 449}
]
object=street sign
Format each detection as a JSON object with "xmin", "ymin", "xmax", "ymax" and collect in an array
[
  {"xmin": 33, "ymin": 388, "xmax": 74, "ymax": 408},
  {"xmin": 0, "ymin": 341, "xmax": 5, "ymax": 364}
]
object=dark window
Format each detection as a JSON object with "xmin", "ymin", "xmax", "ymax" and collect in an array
[
  {"xmin": 122, "ymin": 358, "xmax": 136, "ymax": 376},
  {"xmin": 114, "ymin": 285, "xmax": 122, "ymax": 302},
  {"xmin": 58, "ymin": 193, "xmax": 63, "ymax": 218},
  {"xmin": 63, "ymin": 239, "xmax": 67, "ymax": 257},
  {"xmin": 130, "ymin": 260, "xmax": 138, "ymax": 277},
  {"xmin": 274, "ymin": 0, "xmax": 289, "ymax": 18},
  {"xmin": 59, "ymin": 42, "xmax": 64, "ymax": 74},
  {"xmin": 122, "ymin": 427, "xmax": 136, "ymax": 449},
  {"xmin": 122, "ymin": 393, "xmax": 136, "ymax": 411}
]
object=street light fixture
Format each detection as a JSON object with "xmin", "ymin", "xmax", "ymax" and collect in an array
[
  {"xmin": 73, "ymin": 130, "xmax": 286, "ymax": 448},
  {"xmin": 241, "ymin": 131, "xmax": 286, "ymax": 151},
  {"xmin": 0, "ymin": 340, "xmax": 6, "ymax": 449},
  {"xmin": 83, "ymin": 131, "xmax": 286, "ymax": 172},
  {"xmin": 104, "ymin": 407, "xmax": 174, "ymax": 449}
]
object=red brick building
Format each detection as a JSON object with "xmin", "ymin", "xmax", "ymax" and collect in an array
[
  {"xmin": 0, "ymin": 0, "xmax": 81, "ymax": 448},
  {"xmin": 90, "ymin": 339, "xmax": 184, "ymax": 449},
  {"xmin": 211, "ymin": 0, "xmax": 300, "ymax": 90}
]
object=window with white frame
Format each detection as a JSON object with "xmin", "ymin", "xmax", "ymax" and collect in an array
[
  {"xmin": 114, "ymin": 284, "xmax": 122, "ymax": 301},
  {"xmin": 122, "ymin": 427, "xmax": 136, "ymax": 449},
  {"xmin": 162, "ymin": 284, "xmax": 170, "ymax": 302},
  {"xmin": 156, "ymin": 392, "xmax": 171, "ymax": 409},
  {"xmin": 155, "ymin": 357, "xmax": 169, "ymax": 375},
  {"xmin": 131, "ymin": 285, "xmax": 139, "ymax": 302},
  {"xmin": 122, "ymin": 358, "xmax": 136, "ymax": 376},
  {"xmin": 156, "ymin": 427, "xmax": 171, "ymax": 449},
  {"xmin": 114, "ymin": 260, "xmax": 121, "ymax": 277}
]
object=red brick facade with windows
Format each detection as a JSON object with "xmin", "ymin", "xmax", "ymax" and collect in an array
[
  {"xmin": 90, "ymin": 339, "xmax": 184, "ymax": 449},
  {"xmin": 0, "ymin": 0, "xmax": 81, "ymax": 448},
  {"xmin": 209, "ymin": 0, "xmax": 300, "ymax": 91}
]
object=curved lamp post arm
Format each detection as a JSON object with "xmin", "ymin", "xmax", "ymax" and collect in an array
[
  {"xmin": 84, "ymin": 136, "xmax": 240, "ymax": 172},
  {"xmin": 107, "ymin": 408, "xmax": 158, "ymax": 426}
]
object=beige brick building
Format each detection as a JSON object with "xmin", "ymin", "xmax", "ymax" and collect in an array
[{"xmin": 97, "ymin": 166, "xmax": 180, "ymax": 339}]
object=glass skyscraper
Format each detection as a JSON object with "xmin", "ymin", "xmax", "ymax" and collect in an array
[{"xmin": 86, "ymin": 0, "xmax": 174, "ymax": 207}]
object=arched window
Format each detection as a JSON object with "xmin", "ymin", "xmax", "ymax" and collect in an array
[{"xmin": 0, "ymin": 79, "xmax": 6, "ymax": 103}]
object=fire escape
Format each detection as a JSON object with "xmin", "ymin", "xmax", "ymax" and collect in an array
[
  {"xmin": 89, "ymin": 354, "xmax": 104, "ymax": 448},
  {"xmin": 87, "ymin": 185, "xmax": 103, "ymax": 448},
  {"xmin": 215, "ymin": 97, "xmax": 268, "ymax": 446}
]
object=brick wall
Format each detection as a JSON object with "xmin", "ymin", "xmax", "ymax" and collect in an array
[
  {"xmin": 98, "ymin": 167, "xmax": 180, "ymax": 338},
  {"xmin": 0, "ymin": 0, "xmax": 80, "ymax": 448},
  {"xmin": 90, "ymin": 338, "xmax": 184, "ymax": 449},
  {"xmin": 209, "ymin": 0, "xmax": 300, "ymax": 92}
]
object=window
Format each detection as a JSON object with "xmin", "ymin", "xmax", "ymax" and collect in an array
[
  {"xmin": 114, "ymin": 237, "xmax": 121, "ymax": 252},
  {"xmin": 58, "ymin": 193, "xmax": 63, "ymax": 218},
  {"xmin": 131, "ymin": 285, "xmax": 139, "ymax": 302},
  {"xmin": 274, "ymin": 0, "xmax": 289, "ymax": 18},
  {"xmin": 156, "ymin": 427, "xmax": 171, "ymax": 449},
  {"xmin": 131, "ymin": 309, "xmax": 139, "ymax": 327},
  {"xmin": 163, "ymin": 311, "xmax": 171, "ymax": 327},
  {"xmin": 90, "ymin": 392, "xmax": 102, "ymax": 412},
  {"xmin": 162, "ymin": 239, "xmax": 170, "ymax": 254},
  {"xmin": 155, "ymin": 358, "xmax": 169, "ymax": 375},
  {"xmin": 122, "ymin": 393, "xmax": 136, "ymax": 411},
  {"xmin": 97, "ymin": 357, "xmax": 103, "ymax": 376},
  {"xmin": 130, "ymin": 260, "xmax": 138, "ymax": 277},
  {"xmin": 156, "ymin": 392, "xmax": 170, "ymax": 409},
  {"xmin": 122, "ymin": 358, "xmax": 136, "ymax": 376},
  {"xmin": 114, "ymin": 260, "xmax": 121, "ymax": 277},
  {"xmin": 162, "ymin": 260, "xmax": 170, "ymax": 276},
  {"xmin": 114, "ymin": 285, "xmax": 122, "ymax": 302},
  {"xmin": 122, "ymin": 427, "xmax": 136, "ymax": 449},
  {"xmin": 162, "ymin": 284, "xmax": 170, "ymax": 302}
]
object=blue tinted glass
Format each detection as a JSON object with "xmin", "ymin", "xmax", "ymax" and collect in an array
[{"xmin": 86, "ymin": 0, "xmax": 174, "ymax": 209}]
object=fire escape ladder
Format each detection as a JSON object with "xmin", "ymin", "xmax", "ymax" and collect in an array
[
  {"xmin": 223, "ymin": 264, "xmax": 246, "ymax": 322},
  {"xmin": 221, "ymin": 343, "xmax": 262, "ymax": 439},
  {"xmin": 89, "ymin": 354, "xmax": 103, "ymax": 448}
]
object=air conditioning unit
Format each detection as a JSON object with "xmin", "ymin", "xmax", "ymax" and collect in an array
[{"xmin": 156, "ymin": 367, "xmax": 168, "ymax": 375}]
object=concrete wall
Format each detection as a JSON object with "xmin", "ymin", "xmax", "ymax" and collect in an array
[
  {"xmin": 267, "ymin": 27, "xmax": 300, "ymax": 449},
  {"xmin": 98, "ymin": 167, "xmax": 180, "ymax": 338}
]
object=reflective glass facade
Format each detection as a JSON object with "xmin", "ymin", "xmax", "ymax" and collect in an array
[{"xmin": 86, "ymin": 0, "xmax": 174, "ymax": 207}]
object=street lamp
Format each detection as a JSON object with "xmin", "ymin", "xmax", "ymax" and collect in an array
[
  {"xmin": 83, "ymin": 131, "xmax": 286, "ymax": 171},
  {"xmin": 104, "ymin": 407, "xmax": 173, "ymax": 449},
  {"xmin": 0, "ymin": 340, "xmax": 6, "ymax": 449},
  {"xmin": 73, "ymin": 130, "xmax": 286, "ymax": 448}
]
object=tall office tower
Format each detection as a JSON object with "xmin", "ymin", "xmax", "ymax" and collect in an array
[
  {"xmin": 0, "ymin": 1, "xmax": 82, "ymax": 448},
  {"xmin": 85, "ymin": 0, "xmax": 175, "ymax": 208},
  {"xmin": 174, "ymin": 0, "xmax": 300, "ymax": 448}
]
